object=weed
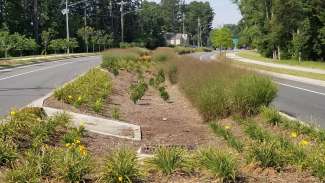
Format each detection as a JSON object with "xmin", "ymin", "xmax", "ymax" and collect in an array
[
  {"xmin": 100, "ymin": 147, "xmax": 141, "ymax": 183},
  {"xmin": 195, "ymin": 147, "xmax": 238, "ymax": 181},
  {"xmin": 261, "ymin": 106, "xmax": 282, "ymax": 126},
  {"xmin": 148, "ymin": 146, "xmax": 186, "ymax": 175},
  {"xmin": 209, "ymin": 123, "xmax": 244, "ymax": 152}
]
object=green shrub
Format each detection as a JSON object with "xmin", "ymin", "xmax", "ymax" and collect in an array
[
  {"xmin": 261, "ymin": 106, "xmax": 282, "ymax": 126},
  {"xmin": 247, "ymin": 141, "xmax": 286, "ymax": 169},
  {"xmin": 209, "ymin": 123, "xmax": 244, "ymax": 152},
  {"xmin": 6, "ymin": 162, "xmax": 41, "ymax": 183},
  {"xmin": 148, "ymin": 146, "xmax": 186, "ymax": 175},
  {"xmin": 0, "ymin": 138, "xmax": 17, "ymax": 167},
  {"xmin": 168, "ymin": 64, "xmax": 178, "ymax": 84},
  {"xmin": 129, "ymin": 80, "xmax": 148, "ymax": 104},
  {"xmin": 159, "ymin": 87, "xmax": 170, "ymax": 101},
  {"xmin": 54, "ymin": 143, "xmax": 91, "ymax": 182},
  {"xmin": 195, "ymin": 147, "xmax": 238, "ymax": 181},
  {"xmin": 54, "ymin": 69, "xmax": 111, "ymax": 113},
  {"xmin": 100, "ymin": 147, "xmax": 141, "ymax": 183},
  {"xmin": 62, "ymin": 126, "xmax": 85, "ymax": 145}
]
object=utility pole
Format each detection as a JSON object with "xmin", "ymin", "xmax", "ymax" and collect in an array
[
  {"xmin": 84, "ymin": 2, "xmax": 87, "ymax": 27},
  {"xmin": 118, "ymin": 0, "xmax": 127, "ymax": 43},
  {"xmin": 65, "ymin": 0, "xmax": 70, "ymax": 54}
]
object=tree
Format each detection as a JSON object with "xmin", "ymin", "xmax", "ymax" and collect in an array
[
  {"xmin": 0, "ymin": 30, "xmax": 16, "ymax": 58},
  {"xmin": 210, "ymin": 27, "xmax": 233, "ymax": 54},
  {"xmin": 77, "ymin": 26, "xmax": 94, "ymax": 53},
  {"xmin": 41, "ymin": 28, "xmax": 57, "ymax": 55}
]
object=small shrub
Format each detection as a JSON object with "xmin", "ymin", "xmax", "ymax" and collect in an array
[
  {"xmin": 247, "ymin": 141, "xmax": 286, "ymax": 169},
  {"xmin": 100, "ymin": 147, "xmax": 141, "ymax": 183},
  {"xmin": 261, "ymin": 106, "xmax": 282, "ymax": 126},
  {"xmin": 129, "ymin": 80, "xmax": 148, "ymax": 104},
  {"xmin": 155, "ymin": 69, "xmax": 166, "ymax": 86},
  {"xmin": 232, "ymin": 75, "xmax": 277, "ymax": 116},
  {"xmin": 159, "ymin": 87, "xmax": 170, "ymax": 101},
  {"xmin": 54, "ymin": 142, "xmax": 91, "ymax": 182},
  {"xmin": 20, "ymin": 107, "xmax": 47, "ymax": 119},
  {"xmin": 168, "ymin": 64, "xmax": 178, "ymax": 84},
  {"xmin": 111, "ymin": 107, "xmax": 120, "ymax": 120},
  {"xmin": 0, "ymin": 138, "xmax": 17, "ymax": 167},
  {"xmin": 62, "ymin": 127, "xmax": 85, "ymax": 144},
  {"xmin": 148, "ymin": 146, "xmax": 186, "ymax": 175},
  {"xmin": 209, "ymin": 123, "xmax": 244, "ymax": 152},
  {"xmin": 195, "ymin": 147, "xmax": 238, "ymax": 181}
]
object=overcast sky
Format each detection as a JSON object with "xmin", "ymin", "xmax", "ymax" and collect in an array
[{"xmin": 148, "ymin": 0, "xmax": 242, "ymax": 28}]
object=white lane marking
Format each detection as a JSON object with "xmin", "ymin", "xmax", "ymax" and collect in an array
[
  {"xmin": 0, "ymin": 61, "xmax": 78, "ymax": 81},
  {"xmin": 276, "ymin": 82, "xmax": 325, "ymax": 96}
]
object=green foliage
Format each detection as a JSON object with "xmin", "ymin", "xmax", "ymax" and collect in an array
[
  {"xmin": 261, "ymin": 106, "xmax": 282, "ymax": 126},
  {"xmin": 111, "ymin": 107, "xmax": 120, "ymax": 120},
  {"xmin": 54, "ymin": 143, "xmax": 91, "ymax": 182},
  {"xmin": 6, "ymin": 161, "xmax": 41, "ymax": 183},
  {"xmin": 54, "ymin": 69, "xmax": 111, "ymax": 113},
  {"xmin": 61, "ymin": 126, "xmax": 84, "ymax": 145},
  {"xmin": 159, "ymin": 87, "xmax": 170, "ymax": 101},
  {"xmin": 195, "ymin": 147, "xmax": 238, "ymax": 181},
  {"xmin": 210, "ymin": 27, "xmax": 233, "ymax": 49},
  {"xmin": 209, "ymin": 123, "xmax": 244, "ymax": 152},
  {"xmin": 129, "ymin": 80, "xmax": 148, "ymax": 104},
  {"xmin": 0, "ymin": 139, "xmax": 17, "ymax": 167},
  {"xmin": 100, "ymin": 147, "xmax": 141, "ymax": 183},
  {"xmin": 148, "ymin": 146, "xmax": 186, "ymax": 175},
  {"xmin": 232, "ymin": 75, "xmax": 277, "ymax": 116}
]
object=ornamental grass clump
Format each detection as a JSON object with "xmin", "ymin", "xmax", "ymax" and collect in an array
[
  {"xmin": 0, "ymin": 138, "xmax": 17, "ymax": 167},
  {"xmin": 261, "ymin": 106, "xmax": 282, "ymax": 126},
  {"xmin": 148, "ymin": 146, "xmax": 186, "ymax": 175},
  {"xmin": 195, "ymin": 147, "xmax": 238, "ymax": 182},
  {"xmin": 129, "ymin": 80, "xmax": 148, "ymax": 104},
  {"xmin": 100, "ymin": 147, "xmax": 142, "ymax": 183},
  {"xmin": 54, "ymin": 68, "xmax": 112, "ymax": 113}
]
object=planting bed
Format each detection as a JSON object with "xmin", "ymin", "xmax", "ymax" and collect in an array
[{"xmin": 2, "ymin": 47, "xmax": 325, "ymax": 182}]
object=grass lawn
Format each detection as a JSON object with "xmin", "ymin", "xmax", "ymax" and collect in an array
[
  {"xmin": 237, "ymin": 50, "xmax": 325, "ymax": 70},
  {"xmin": 0, "ymin": 53, "xmax": 97, "ymax": 68},
  {"xmin": 231, "ymin": 60, "xmax": 325, "ymax": 81}
]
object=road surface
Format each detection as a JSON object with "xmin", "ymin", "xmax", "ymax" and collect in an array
[
  {"xmin": 0, "ymin": 56, "xmax": 101, "ymax": 116},
  {"xmin": 195, "ymin": 52, "xmax": 325, "ymax": 128}
]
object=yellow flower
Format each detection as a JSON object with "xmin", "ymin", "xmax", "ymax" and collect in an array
[
  {"xmin": 224, "ymin": 125, "xmax": 231, "ymax": 130},
  {"xmin": 65, "ymin": 143, "xmax": 71, "ymax": 148},
  {"xmin": 291, "ymin": 132, "xmax": 298, "ymax": 138},
  {"xmin": 68, "ymin": 95, "xmax": 73, "ymax": 99},
  {"xmin": 78, "ymin": 96, "xmax": 82, "ymax": 101},
  {"xmin": 299, "ymin": 139, "xmax": 309, "ymax": 146},
  {"xmin": 118, "ymin": 176, "xmax": 123, "ymax": 182},
  {"xmin": 80, "ymin": 121, "xmax": 86, "ymax": 126},
  {"xmin": 10, "ymin": 110, "xmax": 16, "ymax": 116},
  {"xmin": 74, "ymin": 139, "xmax": 81, "ymax": 144}
]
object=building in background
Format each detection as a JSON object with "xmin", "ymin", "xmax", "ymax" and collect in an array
[{"xmin": 165, "ymin": 33, "xmax": 188, "ymax": 46}]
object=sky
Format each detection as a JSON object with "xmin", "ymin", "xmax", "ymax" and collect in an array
[{"xmin": 149, "ymin": 0, "xmax": 242, "ymax": 28}]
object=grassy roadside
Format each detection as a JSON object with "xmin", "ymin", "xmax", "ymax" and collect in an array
[
  {"xmin": 0, "ymin": 53, "xmax": 97, "ymax": 68},
  {"xmin": 237, "ymin": 50, "xmax": 325, "ymax": 70},
  {"xmin": 231, "ymin": 60, "xmax": 325, "ymax": 81}
]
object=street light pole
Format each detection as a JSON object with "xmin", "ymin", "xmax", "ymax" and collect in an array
[{"xmin": 65, "ymin": 0, "xmax": 70, "ymax": 54}]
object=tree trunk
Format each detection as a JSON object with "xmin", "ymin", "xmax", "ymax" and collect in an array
[
  {"xmin": 5, "ymin": 50, "xmax": 8, "ymax": 58},
  {"xmin": 277, "ymin": 46, "xmax": 281, "ymax": 60},
  {"xmin": 32, "ymin": 0, "xmax": 39, "ymax": 44}
]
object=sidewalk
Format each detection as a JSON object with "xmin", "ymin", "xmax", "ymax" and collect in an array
[{"xmin": 227, "ymin": 52, "xmax": 325, "ymax": 75}]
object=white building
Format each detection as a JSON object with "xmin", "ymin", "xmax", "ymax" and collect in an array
[{"xmin": 165, "ymin": 33, "xmax": 188, "ymax": 46}]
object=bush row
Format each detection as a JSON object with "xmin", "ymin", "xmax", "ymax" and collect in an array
[
  {"xmin": 54, "ymin": 68, "xmax": 112, "ymax": 113},
  {"xmin": 174, "ymin": 46, "xmax": 213, "ymax": 55}
]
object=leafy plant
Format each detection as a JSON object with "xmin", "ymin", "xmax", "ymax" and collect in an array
[
  {"xmin": 100, "ymin": 147, "xmax": 141, "ymax": 183},
  {"xmin": 209, "ymin": 123, "xmax": 244, "ymax": 152},
  {"xmin": 62, "ymin": 126, "xmax": 85, "ymax": 144},
  {"xmin": 129, "ymin": 80, "xmax": 148, "ymax": 104},
  {"xmin": 261, "ymin": 106, "xmax": 282, "ymax": 126},
  {"xmin": 159, "ymin": 87, "xmax": 170, "ymax": 101},
  {"xmin": 195, "ymin": 147, "xmax": 238, "ymax": 181},
  {"xmin": 148, "ymin": 146, "xmax": 186, "ymax": 175}
]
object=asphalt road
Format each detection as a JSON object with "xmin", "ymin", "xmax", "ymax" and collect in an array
[
  {"xmin": 196, "ymin": 52, "xmax": 325, "ymax": 128},
  {"xmin": 0, "ymin": 56, "xmax": 101, "ymax": 116}
]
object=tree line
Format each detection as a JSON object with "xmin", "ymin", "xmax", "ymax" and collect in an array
[
  {"xmin": 0, "ymin": 0, "xmax": 214, "ymax": 58},
  {"xmin": 233, "ymin": 0, "xmax": 325, "ymax": 61}
]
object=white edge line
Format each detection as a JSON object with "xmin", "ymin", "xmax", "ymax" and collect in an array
[{"xmin": 276, "ymin": 82, "xmax": 325, "ymax": 96}]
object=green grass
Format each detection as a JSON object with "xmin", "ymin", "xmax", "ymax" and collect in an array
[
  {"xmin": 238, "ymin": 50, "xmax": 325, "ymax": 70},
  {"xmin": 54, "ymin": 68, "xmax": 112, "ymax": 113},
  {"xmin": 209, "ymin": 122, "xmax": 244, "ymax": 152},
  {"xmin": 232, "ymin": 61, "xmax": 325, "ymax": 81}
]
